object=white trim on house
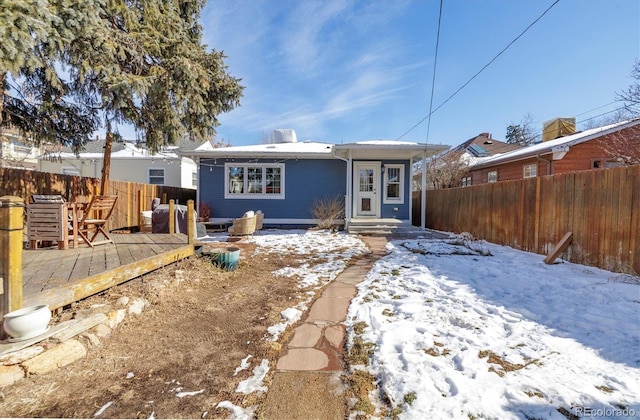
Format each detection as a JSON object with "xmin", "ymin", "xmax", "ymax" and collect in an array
[
  {"xmin": 223, "ymin": 162, "xmax": 286, "ymax": 200},
  {"xmin": 382, "ymin": 163, "xmax": 404, "ymax": 205}
]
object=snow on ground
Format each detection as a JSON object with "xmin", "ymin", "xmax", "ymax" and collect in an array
[
  {"xmin": 346, "ymin": 235, "xmax": 640, "ymax": 419},
  {"xmin": 199, "ymin": 230, "xmax": 368, "ymax": 398},
  {"xmin": 203, "ymin": 230, "xmax": 369, "ymax": 341}
]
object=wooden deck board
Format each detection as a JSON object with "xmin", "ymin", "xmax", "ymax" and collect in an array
[{"xmin": 22, "ymin": 233, "xmax": 193, "ymax": 310}]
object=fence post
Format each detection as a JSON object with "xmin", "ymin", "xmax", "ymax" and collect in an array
[
  {"xmin": 169, "ymin": 200, "xmax": 175, "ymax": 234},
  {"xmin": 0, "ymin": 196, "xmax": 24, "ymax": 319},
  {"xmin": 187, "ymin": 200, "xmax": 195, "ymax": 245}
]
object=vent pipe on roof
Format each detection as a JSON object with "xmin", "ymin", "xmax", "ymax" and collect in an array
[{"xmin": 271, "ymin": 129, "xmax": 297, "ymax": 144}]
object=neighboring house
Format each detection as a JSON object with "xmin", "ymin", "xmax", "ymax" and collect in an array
[
  {"xmin": 0, "ymin": 128, "xmax": 39, "ymax": 170},
  {"xmin": 467, "ymin": 118, "xmax": 640, "ymax": 185},
  {"xmin": 416, "ymin": 132, "xmax": 521, "ymax": 189},
  {"xmin": 38, "ymin": 138, "xmax": 201, "ymax": 189},
  {"xmin": 184, "ymin": 129, "xmax": 448, "ymax": 228}
]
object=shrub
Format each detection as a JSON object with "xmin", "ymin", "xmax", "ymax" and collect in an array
[{"xmin": 311, "ymin": 195, "xmax": 344, "ymax": 230}]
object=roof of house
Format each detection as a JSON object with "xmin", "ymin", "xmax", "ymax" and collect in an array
[
  {"xmin": 470, "ymin": 118, "xmax": 640, "ymax": 169},
  {"xmin": 44, "ymin": 133, "xmax": 213, "ymax": 160},
  {"xmin": 185, "ymin": 139, "xmax": 449, "ymax": 160},
  {"xmin": 447, "ymin": 133, "xmax": 521, "ymax": 162}
]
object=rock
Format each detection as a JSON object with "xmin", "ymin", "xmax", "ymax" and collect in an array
[
  {"xmin": 92, "ymin": 323, "xmax": 112, "ymax": 338},
  {"xmin": 22, "ymin": 339, "xmax": 87, "ymax": 375},
  {"xmin": 106, "ymin": 309, "xmax": 126, "ymax": 329},
  {"xmin": 0, "ymin": 365, "xmax": 25, "ymax": 387},
  {"xmin": 0, "ymin": 346, "xmax": 45, "ymax": 365},
  {"xmin": 58, "ymin": 312, "xmax": 74, "ymax": 323},
  {"xmin": 75, "ymin": 305, "xmax": 112, "ymax": 320},
  {"xmin": 82, "ymin": 332, "xmax": 101, "ymax": 347},
  {"xmin": 128, "ymin": 298, "xmax": 149, "ymax": 315},
  {"xmin": 116, "ymin": 296, "xmax": 130, "ymax": 307}
]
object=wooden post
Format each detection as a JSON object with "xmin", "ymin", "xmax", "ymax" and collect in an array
[
  {"xmin": 169, "ymin": 200, "xmax": 175, "ymax": 234},
  {"xmin": 187, "ymin": 200, "xmax": 195, "ymax": 245},
  {"xmin": 0, "ymin": 196, "xmax": 24, "ymax": 318},
  {"xmin": 100, "ymin": 132, "xmax": 113, "ymax": 196}
]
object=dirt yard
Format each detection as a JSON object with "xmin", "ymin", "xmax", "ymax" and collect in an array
[{"xmin": 0, "ymin": 240, "xmax": 340, "ymax": 418}]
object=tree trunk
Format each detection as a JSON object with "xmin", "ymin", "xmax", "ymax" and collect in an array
[
  {"xmin": 100, "ymin": 131, "xmax": 113, "ymax": 195},
  {"xmin": 0, "ymin": 72, "xmax": 6, "ymax": 126}
]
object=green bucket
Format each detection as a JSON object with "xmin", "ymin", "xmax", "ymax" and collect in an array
[{"xmin": 205, "ymin": 247, "xmax": 240, "ymax": 271}]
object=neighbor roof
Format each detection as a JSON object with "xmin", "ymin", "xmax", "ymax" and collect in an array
[{"xmin": 471, "ymin": 118, "xmax": 640, "ymax": 169}]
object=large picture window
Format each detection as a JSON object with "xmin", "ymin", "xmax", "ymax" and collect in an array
[
  {"xmin": 225, "ymin": 163, "xmax": 284, "ymax": 199},
  {"xmin": 383, "ymin": 164, "xmax": 404, "ymax": 204}
]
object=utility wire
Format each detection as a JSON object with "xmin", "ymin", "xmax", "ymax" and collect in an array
[
  {"xmin": 425, "ymin": 0, "xmax": 444, "ymax": 145},
  {"xmin": 398, "ymin": 0, "xmax": 561, "ymax": 140}
]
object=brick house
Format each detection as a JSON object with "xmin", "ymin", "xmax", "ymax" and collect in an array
[{"xmin": 467, "ymin": 118, "xmax": 640, "ymax": 185}]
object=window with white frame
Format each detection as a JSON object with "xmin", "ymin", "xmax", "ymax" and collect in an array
[
  {"xmin": 191, "ymin": 171, "xmax": 198, "ymax": 188},
  {"xmin": 487, "ymin": 170, "xmax": 497, "ymax": 183},
  {"xmin": 383, "ymin": 164, "xmax": 404, "ymax": 204},
  {"xmin": 62, "ymin": 167, "xmax": 80, "ymax": 176},
  {"xmin": 461, "ymin": 176, "xmax": 472, "ymax": 187},
  {"xmin": 225, "ymin": 163, "xmax": 284, "ymax": 199},
  {"xmin": 523, "ymin": 164, "xmax": 537, "ymax": 178},
  {"xmin": 148, "ymin": 168, "xmax": 165, "ymax": 185}
]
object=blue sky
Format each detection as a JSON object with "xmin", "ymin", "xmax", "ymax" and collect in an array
[{"xmin": 197, "ymin": 0, "xmax": 638, "ymax": 147}]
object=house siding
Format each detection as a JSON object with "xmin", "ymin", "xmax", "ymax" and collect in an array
[
  {"xmin": 199, "ymin": 158, "xmax": 346, "ymax": 221},
  {"xmin": 468, "ymin": 125, "xmax": 640, "ymax": 185},
  {"xmin": 38, "ymin": 157, "xmax": 192, "ymax": 188},
  {"xmin": 378, "ymin": 159, "xmax": 412, "ymax": 219}
]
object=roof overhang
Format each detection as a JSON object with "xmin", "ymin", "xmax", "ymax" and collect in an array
[
  {"xmin": 333, "ymin": 141, "xmax": 449, "ymax": 160},
  {"xmin": 181, "ymin": 142, "xmax": 335, "ymax": 160}
]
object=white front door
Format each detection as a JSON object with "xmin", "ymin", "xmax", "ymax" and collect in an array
[{"xmin": 353, "ymin": 162, "xmax": 380, "ymax": 217}]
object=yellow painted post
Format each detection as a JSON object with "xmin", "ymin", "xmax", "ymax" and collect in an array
[
  {"xmin": 169, "ymin": 200, "xmax": 175, "ymax": 234},
  {"xmin": 187, "ymin": 200, "xmax": 195, "ymax": 245},
  {"xmin": 0, "ymin": 196, "xmax": 24, "ymax": 318},
  {"xmin": 137, "ymin": 189, "xmax": 143, "ymax": 231}
]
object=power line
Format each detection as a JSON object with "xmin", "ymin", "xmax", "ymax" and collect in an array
[
  {"xmin": 397, "ymin": 0, "xmax": 561, "ymax": 140},
  {"xmin": 425, "ymin": 0, "xmax": 444, "ymax": 145}
]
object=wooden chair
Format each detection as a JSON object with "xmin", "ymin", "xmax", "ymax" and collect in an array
[
  {"xmin": 228, "ymin": 213, "xmax": 257, "ymax": 237},
  {"xmin": 77, "ymin": 195, "xmax": 118, "ymax": 247},
  {"xmin": 27, "ymin": 195, "xmax": 78, "ymax": 250}
]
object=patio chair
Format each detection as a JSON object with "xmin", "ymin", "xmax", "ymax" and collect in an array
[
  {"xmin": 77, "ymin": 195, "xmax": 118, "ymax": 247},
  {"xmin": 228, "ymin": 211, "xmax": 257, "ymax": 237},
  {"xmin": 255, "ymin": 210, "xmax": 264, "ymax": 233}
]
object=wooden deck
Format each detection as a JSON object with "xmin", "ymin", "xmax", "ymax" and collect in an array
[{"xmin": 22, "ymin": 233, "xmax": 194, "ymax": 310}]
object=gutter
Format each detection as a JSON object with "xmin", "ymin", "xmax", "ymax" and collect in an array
[{"xmin": 535, "ymin": 153, "xmax": 552, "ymax": 176}]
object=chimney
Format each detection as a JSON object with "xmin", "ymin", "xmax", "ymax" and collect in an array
[{"xmin": 542, "ymin": 118, "xmax": 575, "ymax": 141}]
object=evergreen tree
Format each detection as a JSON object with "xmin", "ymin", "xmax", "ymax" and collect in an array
[{"xmin": 1, "ymin": 0, "xmax": 243, "ymax": 153}]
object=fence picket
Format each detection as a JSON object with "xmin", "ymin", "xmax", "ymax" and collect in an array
[{"xmin": 418, "ymin": 166, "xmax": 639, "ymax": 276}]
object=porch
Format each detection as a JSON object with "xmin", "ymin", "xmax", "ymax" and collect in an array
[
  {"xmin": 346, "ymin": 218, "xmax": 427, "ymax": 237},
  {"xmin": 22, "ymin": 233, "xmax": 193, "ymax": 311}
]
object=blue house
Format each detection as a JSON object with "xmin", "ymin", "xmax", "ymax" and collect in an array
[{"xmin": 185, "ymin": 130, "xmax": 447, "ymax": 230}]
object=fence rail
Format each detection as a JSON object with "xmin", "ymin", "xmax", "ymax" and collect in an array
[
  {"xmin": 413, "ymin": 165, "xmax": 639, "ymax": 276},
  {"xmin": 0, "ymin": 168, "xmax": 196, "ymax": 231}
]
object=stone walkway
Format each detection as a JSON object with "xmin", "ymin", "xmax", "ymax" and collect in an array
[{"xmin": 261, "ymin": 236, "xmax": 388, "ymax": 418}]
